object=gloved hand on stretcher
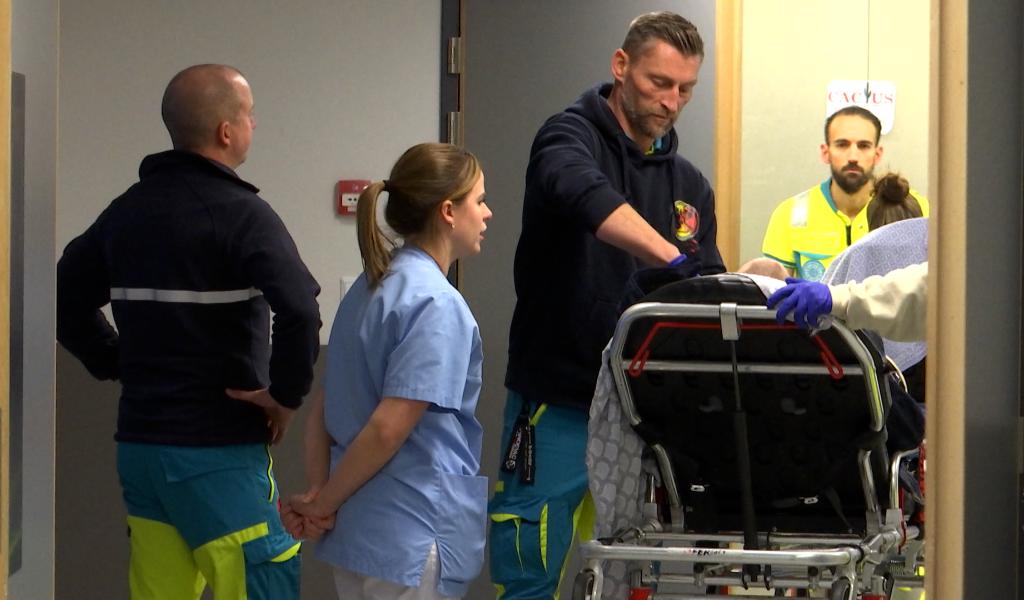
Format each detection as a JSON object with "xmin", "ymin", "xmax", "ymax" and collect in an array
[{"xmin": 766, "ymin": 277, "xmax": 832, "ymax": 329}]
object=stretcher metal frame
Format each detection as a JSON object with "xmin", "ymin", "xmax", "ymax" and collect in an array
[{"xmin": 574, "ymin": 299, "xmax": 924, "ymax": 600}]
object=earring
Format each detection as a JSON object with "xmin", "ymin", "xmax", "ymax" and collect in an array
[{"xmin": 451, "ymin": 222, "xmax": 456, "ymax": 229}]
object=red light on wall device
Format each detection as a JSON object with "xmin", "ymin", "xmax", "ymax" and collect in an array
[{"xmin": 335, "ymin": 180, "xmax": 370, "ymax": 216}]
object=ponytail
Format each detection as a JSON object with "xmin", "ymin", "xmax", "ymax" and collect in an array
[
  {"xmin": 356, "ymin": 181, "xmax": 394, "ymax": 288},
  {"xmin": 358, "ymin": 143, "xmax": 482, "ymax": 288}
]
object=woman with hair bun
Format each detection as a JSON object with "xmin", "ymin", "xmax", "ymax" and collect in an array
[{"xmin": 867, "ymin": 172, "xmax": 923, "ymax": 230}]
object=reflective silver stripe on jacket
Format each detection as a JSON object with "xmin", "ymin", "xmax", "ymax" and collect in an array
[{"xmin": 109, "ymin": 287, "xmax": 263, "ymax": 304}]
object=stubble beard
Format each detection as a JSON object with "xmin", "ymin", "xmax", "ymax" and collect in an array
[{"xmin": 622, "ymin": 85, "xmax": 677, "ymax": 142}]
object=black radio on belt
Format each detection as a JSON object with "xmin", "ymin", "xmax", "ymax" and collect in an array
[{"xmin": 500, "ymin": 400, "xmax": 536, "ymax": 485}]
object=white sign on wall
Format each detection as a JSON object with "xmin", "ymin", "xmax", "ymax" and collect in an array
[{"xmin": 826, "ymin": 80, "xmax": 896, "ymax": 134}]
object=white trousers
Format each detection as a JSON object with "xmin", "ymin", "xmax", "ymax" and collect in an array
[{"xmin": 332, "ymin": 544, "xmax": 458, "ymax": 600}]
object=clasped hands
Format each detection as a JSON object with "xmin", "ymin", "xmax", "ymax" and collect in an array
[{"xmin": 280, "ymin": 486, "xmax": 337, "ymax": 541}]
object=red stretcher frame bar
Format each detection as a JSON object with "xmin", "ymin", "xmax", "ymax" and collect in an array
[{"xmin": 626, "ymin": 321, "xmax": 844, "ymax": 380}]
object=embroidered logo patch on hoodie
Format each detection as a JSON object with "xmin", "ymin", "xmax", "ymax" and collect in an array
[{"xmin": 674, "ymin": 200, "xmax": 699, "ymax": 241}]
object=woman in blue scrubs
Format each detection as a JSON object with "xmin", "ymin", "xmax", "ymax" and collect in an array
[{"xmin": 285, "ymin": 143, "xmax": 492, "ymax": 599}]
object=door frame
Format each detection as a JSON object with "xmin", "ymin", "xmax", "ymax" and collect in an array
[{"xmin": 0, "ymin": 0, "xmax": 13, "ymax": 595}]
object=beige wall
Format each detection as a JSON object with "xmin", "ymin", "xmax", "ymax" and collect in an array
[{"xmin": 738, "ymin": 0, "xmax": 931, "ymax": 263}]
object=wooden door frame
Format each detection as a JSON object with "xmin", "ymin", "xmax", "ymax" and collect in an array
[
  {"xmin": 926, "ymin": 1, "xmax": 968, "ymax": 597},
  {"xmin": 713, "ymin": 0, "xmax": 742, "ymax": 271},
  {"xmin": 0, "ymin": 0, "xmax": 12, "ymax": 595}
]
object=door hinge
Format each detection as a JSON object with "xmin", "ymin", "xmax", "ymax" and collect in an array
[
  {"xmin": 447, "ymin": 36, "xmax": 464, "ymax": 75},
  {"xmin": 447, "ymin": 111, "xmax": 463, "ymax": 146}
]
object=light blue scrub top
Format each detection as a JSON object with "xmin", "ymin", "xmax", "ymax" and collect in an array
[{"xmin": 314, "ymin": 246, "xmax": 487, "ymax": 597}]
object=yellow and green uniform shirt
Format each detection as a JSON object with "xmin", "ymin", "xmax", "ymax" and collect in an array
[{"xmin": 762, "ymin": 179, "xmax": 929, "ymax": 281}]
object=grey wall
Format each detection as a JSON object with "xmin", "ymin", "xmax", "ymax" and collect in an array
[
  {"xmin": 10, "ymin": 0, "xmax": 59, "ymax": 597},
  {"xmin": 57, "ymin": 0, "xmax": 440, "ymax": 339},
  {"xmin": 460, "ymin": 2, "xmax": 716, "ymax": 598},
  {"xmin": 55, "ymin": 2, "xmax": 440, "ymax": 598},
  {"xmin": 962, "ymin": 0, "xmax": 1023, "ymax": 596}
]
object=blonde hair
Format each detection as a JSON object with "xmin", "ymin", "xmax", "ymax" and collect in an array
[{"xmin": 357, "ymin": 143, "xmax": 482, "ymax": 288}]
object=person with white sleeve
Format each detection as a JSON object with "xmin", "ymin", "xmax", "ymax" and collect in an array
[{"xmin": 767, "ymin": 261, "xmax": 928, "ymax": 342}]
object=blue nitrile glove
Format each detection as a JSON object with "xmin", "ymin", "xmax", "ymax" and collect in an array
[
  {"xmin": 766, "ymin": 277, "xmax": 833, "ymax": 328},
  {"xmin": 667, "ymin": 253, "xmax": 688, "ymax": 267}
]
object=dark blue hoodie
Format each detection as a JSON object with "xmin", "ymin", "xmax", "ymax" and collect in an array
[{"xmin": 505, "ymin": 83, "xmax": 725, "ymax": 410}]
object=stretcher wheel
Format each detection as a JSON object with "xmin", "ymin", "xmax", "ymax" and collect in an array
[
  {"xmin": 572, "ymin": 569, "xmax": 597, "ymax": 600},
  {"xmin": 829, "ymin": 577, "xmax": 854, "ymax": 600}
]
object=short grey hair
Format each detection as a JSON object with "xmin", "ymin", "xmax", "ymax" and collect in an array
[{"xmin": 622, "ymin": 11, "xmax": 704, "ymax": 59}]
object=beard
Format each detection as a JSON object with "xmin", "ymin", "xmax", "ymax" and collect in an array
[
  {"xmin": 831, "ymin": 164, "xmax": 874, "ymax": 194},
  {"xmin": 621, "ymin": 84, "xmax": 678, "ymax": 142}
]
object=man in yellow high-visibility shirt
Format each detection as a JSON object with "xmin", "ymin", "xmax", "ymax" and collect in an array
[{"xmin": 762, "ymin": 106, "xmax": 929, "ymax": 281}]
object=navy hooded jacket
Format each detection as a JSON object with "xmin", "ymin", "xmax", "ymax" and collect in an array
[{"xmin": 506, "ymin": 83, "xmax": 725, "ymax": 410}]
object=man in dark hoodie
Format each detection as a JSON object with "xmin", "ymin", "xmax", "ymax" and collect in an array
[
  {"xmin": 56, "ymin": 64, "xmax": 321, "ymax": 599},
  {"xmin": 489, "ymin": 12, "xmax": 725, "ymax": 598}
]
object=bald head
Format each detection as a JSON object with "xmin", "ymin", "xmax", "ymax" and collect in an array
[{"xmin": 161, "ymin": 64, "xmax": 249, "ymax": 153}]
